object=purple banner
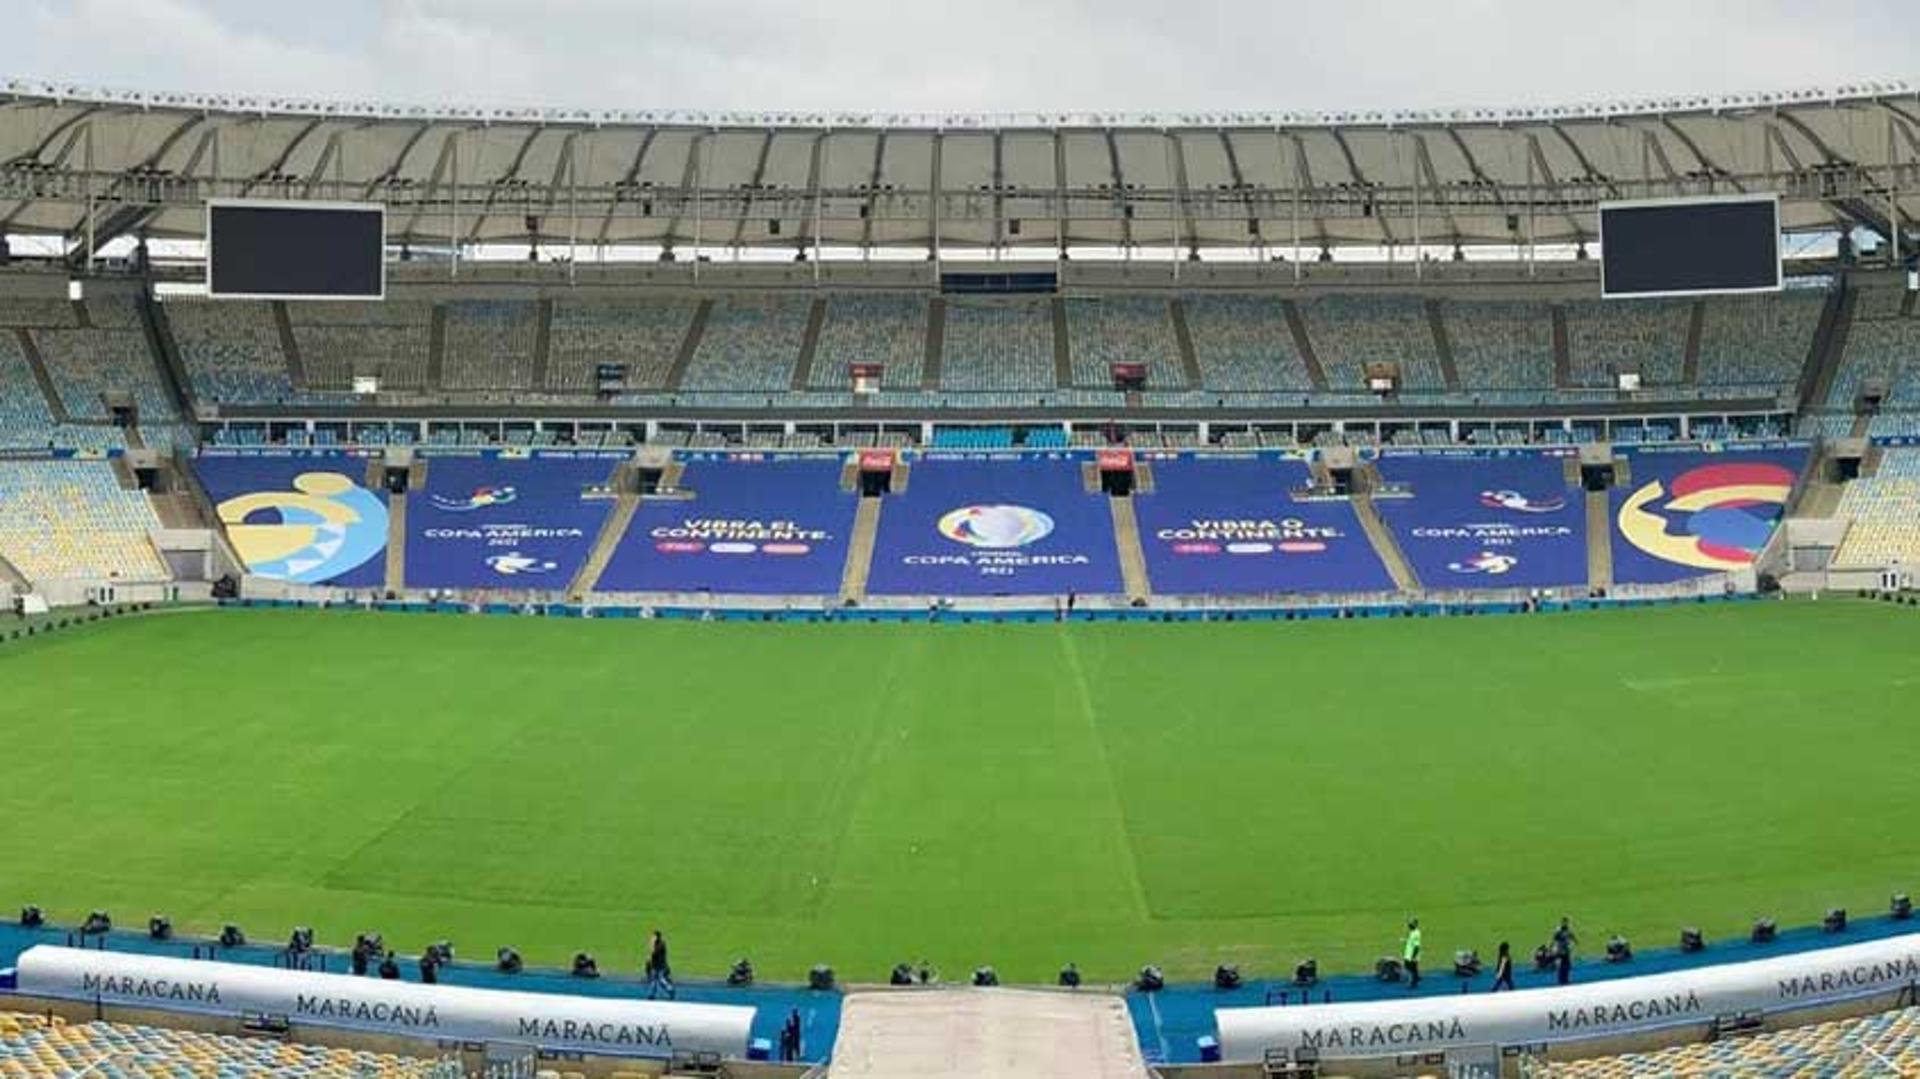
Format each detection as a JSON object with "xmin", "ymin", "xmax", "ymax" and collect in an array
[
  {"xmin": 1374, "ymin": 453, "xmax": 1588, "ymax": 589},
  {"xmin": 193, "ymin": 451, "xmax": 387, "ymax": 587},
  {"xmin": 867, "ymin": 456, "xmax": 1123, "ymax": 596},
  {"xmin": 597, "ymin": 457, "xmax": 855, "ymax": 594},
  {"xmin": 405, "ymin": 456, "xmax": 617, "ymax": 588},
  {"xmin": 1134, "ymin": 458, "xmax": 1392, "ymax": 595},
  {"xmin": 1609, "ymin": 445, "xmax": 1807, "ymax": 584}
]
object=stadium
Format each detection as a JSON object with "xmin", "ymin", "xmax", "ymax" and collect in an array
[{"xmin": 0, "ymin": 52, "xmax": 1918, "ymax": 1079}]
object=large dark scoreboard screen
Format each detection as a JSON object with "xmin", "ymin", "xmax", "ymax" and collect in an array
[
  {"xmin": 1600, "ymin": 196, "xmax": 1781, "ymax": 298},
  {"xmin": 206, "ymin": 200, "xmax": 386, "ymax": 300}
]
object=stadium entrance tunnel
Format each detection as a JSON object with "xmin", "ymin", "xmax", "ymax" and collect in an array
[
  {"xmin": 859, "ymin": 467, "xmax": 893, "ymax": 497},
  {"xmin": 1581, "ymin": 461, "xmax": 1617, "ymax": 492}
]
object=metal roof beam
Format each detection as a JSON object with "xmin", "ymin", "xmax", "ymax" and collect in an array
[
  {"xmin": 795, "ymin": 131, "xmax": 826, "ymax": 252},
  {"xmin": 729, "ymin": 129, "xmax": 776, "ymax": 247},
  {"xmin": 237, "ymin": 117, "xmax": 326, "ymax": 197},
  {"xmin": 1408, "ymin": 132, "xmax": 1462, "ymax": 243},
  {"xmin": 857, "ymin": 130, "xmax": 887, "ymax": 249},
  {"xmin": 593, "ymin": 127, "xmax": 659, "ymax": 247},
  {"xmin": 662, "ymin": 129, "xmax": 708, "ymax": 252},
  {"xmin": 1216, "ymin": 130, "xmax": 1255, "ymax": 248},
  {"xmin": 1525, "ymin": 132, "xmax": 1586, "ymax": 241},
  {"xmin": 1657, "ymin": 117, "xmax": 1747, "ymax": 192},
  {"xmin": 1545, "ymin": 121, "xmax": 1621, "ymax": 199},
  {"xmin": 1106, "ymin": 129, "xmax": 1133, "ymax": 251},
  {"xmin": 1328, "ymin": 128, "xmax": 1392, "ymax": 244}
]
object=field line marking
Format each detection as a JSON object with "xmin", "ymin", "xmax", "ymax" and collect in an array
[
  {"xmin": 799, "ymin": 630, "xmax": 915, "ymax": 920},
  {"xmin": 1057, "ymin": 628, "xmax": 1155, "ymax": 925}
]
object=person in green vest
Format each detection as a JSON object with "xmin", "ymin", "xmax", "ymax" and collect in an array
[{"xmin": 1403, "ymin": 918, "xmax": 1423, "ymax": 989}]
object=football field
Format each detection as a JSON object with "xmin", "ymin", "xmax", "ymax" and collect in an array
[{"xmin": 2, "ymin": 599, "xmax": 1917, "ymax": 985}]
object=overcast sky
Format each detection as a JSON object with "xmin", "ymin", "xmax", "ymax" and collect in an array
[{"xmin": 4, "ymin": 0, "xmax": 1915, "ymax": 115}]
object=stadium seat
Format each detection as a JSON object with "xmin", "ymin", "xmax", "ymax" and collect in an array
[
  {"xmin": 0, "ymin": 459, "xmax": 169, "ymax": 583},
  {"xmin": 1064, "ymin": 295, "xmax": 1184, "ymax": 388},
  {"xmin": 681, "ymin": 294, "xmax": 809, "ymax": 391},
  {"xmin": 1833, "ymin": 447, "xmax": 1920, "ymax": 569},
  {"xmin": 940, "ymin": 299, "xmax": 1056, "ymax": 392},
  {"xmin": 810, "ymin": 293, "xmax": 929, "ymax": 389}
]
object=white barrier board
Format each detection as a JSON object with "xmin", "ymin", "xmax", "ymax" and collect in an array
[
  {"xmin": 14, "ymin": 945, "xmax": 754, "ymax": 1059},
  {"xmin": 1218, "ymin": 932, "xmax": 1920, "ymax": 1062}
]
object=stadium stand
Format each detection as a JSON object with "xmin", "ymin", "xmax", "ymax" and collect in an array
[
  {"xmin": 0, "ymin": 1012, "xmax": 450, "ymax": 1078},
  {"xmin": 288, "ymin": 300, "xmax": 433, "ymax": 391},
  {"xmin": 939, "ymin": 298, "xmax": 1056, "ymax": 392},
  {"xmin": 545, "ymin": 296, "xmax": 697, "ymax": 392},
  {"xmin": 1445, "ymin": 300, "xmax": 1555, "ymax": 397},
  {"xmin": 1181, "ymin": 293, "xmax": 1316, "ymax": 394},
  {"xmin": 1532, "ymin": 1005, "xmax": 1920, "ymax": 1077},
  {"xmin": 1828, "ymin": 311, "xmax": 1920, "ymax": 409},
  {"xmin": 1064, "ymin": 295, "xmax": 1184, "ymax": 388},
  {"xmin": 681, "ymin": 293, "xmax": 808, "ymax": 391},
  {"xmin": 1564, "ymin": 298, "xmax": 1688, "ymax": 387},
  {"xmin": 1300, "ymin": 295, "xmax": 1446, "ymax": 393},
  {"xmin": 1695, "ymin": 291, "xmax": 1824, "ymax": 393},
  {"xmin": 0, "ymin": 298, "xmax": 80, "ymax": 329},
  {"xmin": 0, "ymin": 333, "xmax": 121, "ymax": 450},
  {"xmin": 441, "ymin": 299, "xmax": 539, "ymax": 390},
  {"xmin": 1832, "ymin": 448, "xmax": 1920, "ymax": 568},
  {"xmin": 809, "ymin": 292, "xmax": 928, "ymax": 389},
  {"xmin": 31, "ymin": 303, "xmax": 179, "ymax": 425},
  {"xmin": 0, "ymin": 459, "xmax": 167, "ymax": 582},
  {"xmin": 165, "ymin": 298, "xmax": 304, "ymax": 406}
]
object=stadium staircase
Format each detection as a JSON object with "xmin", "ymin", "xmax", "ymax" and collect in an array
[
  {"xmin": 663, "ymin": 298, "xmax": 712, "ymax": 391},
  {"xmin": 136, "ymin": 293, "xmax": 197, "ymax": 419},
  {"xmin": 1280, "ymin": 299, "xmax": 1329, "ymax": 390},
  {"xmin": 1108, "ymin": 495, "xmax": 1153, "ymax": 602},
  {"xmin": 172, "ymin": 448, "xmax": 248, "ymax": 574},
  {"xmin": 1586, "ymin": 488, "xmax": 1614, "ymax": 592},
  {"xmin": 528, "ymin": 298, "xmax": 553, "ymax": 389},
  {"xmin": 840, "ymin": 496, "xmax": 883, "ymax": 603},
  {"xmin": 1680, "ymin": 300, "xmax": 1704, "ymax": 386},
  {"xmin": 921, "ymin": 298, "xmax": 946, "ymax": 389},
  {"xmin": 1350, "ymin": 491, "xmax": 1419, "ymax": 593},
  {"xmin": 272, "ymin": 301, "xmax": 308, "ymax": 387},
  {"xmin": 384, "ymin": 463, "xmax": 423, "ymax": 592},
  {"xmin": 1425, "ymin": 299, "xmax": 1462, "ymax": 393},
  {"xmin": 790, "ymin": 297, "xmax": 826, "ymax": 390},
  {"xmin": 1800, "ymin": 282, "xmax": 1855, "ymax": 409},
  {"xmin": 1551, "ymin": 305, "xmax": 1573, "ymax": 389},
  {"xmin": 1168, "ymin": 298, "xmax": 1204, "ymax": 388},
  {"xmin": 1050, "ymin": 298, "xmax": 1073, "ymax": 388},
  {"xmin": 15, "ymin": 327, "xmax": 70, "ymax": 422},
  {"xmin": 425, "ymin": 304, "xmax": 447, "ymax": 390},
  {"xmin": 571, "ymin": 489, "xmax": 640, "ymax": 597}
]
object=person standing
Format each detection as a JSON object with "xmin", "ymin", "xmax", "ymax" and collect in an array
[
  {"xmin": 779, "ymin": 1008, "xmax": 803, "ymax": 1062},
  {"xmin": 1552, "ymin": 917, "xmax": 1577, "ymax": 986},
  {"xmin": 645, "ymin": 930, "xmax": 674, "ymax": 999},
  {"xmin": 1491, "ymin": 941, "xmax": 1514, "ymax": 991},
  {"xmin": 1402, "ymin": 919, "xmax": 1423, "ymax": 989}
]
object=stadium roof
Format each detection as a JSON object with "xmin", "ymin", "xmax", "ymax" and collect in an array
[{"xmin": 3, "ymin": 76, "xmax": 1917, "ymax": 256}]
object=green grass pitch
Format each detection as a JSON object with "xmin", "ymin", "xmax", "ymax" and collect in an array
[{"xmin": 2, "ymin": 599, "xmax": 1917, "ymax": 985}]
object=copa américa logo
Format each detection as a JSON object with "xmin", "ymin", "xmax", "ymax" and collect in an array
[
  {"xmin": 487, "ymin": 552, "xmax": 558, "ymax": 576},
  {"xmin": 215, "ymin": 471, "xmax": 387, "ymax": 585},
  {"xmin": 431, "ymin": 485, "xmax": 517, "ymax": 512},
  {"xmin": 1479, "ymin": 489, "xmax": 1566, "ymax": 514},
  {"xmin": 1447, "ymin": 550, "xmax": 1519, "ymax": 575},
  {"xmin": 937, "ymin": 504, "xmax": 1055, "ymax": 548},
  {"xmin": 1617, "ymin": 461, "xmax": 1795, "ymax": 570}
]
